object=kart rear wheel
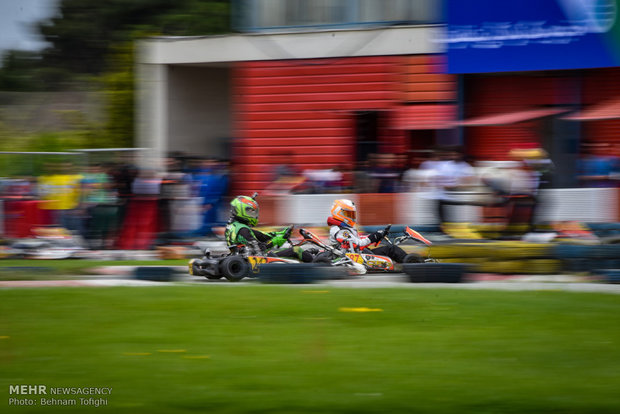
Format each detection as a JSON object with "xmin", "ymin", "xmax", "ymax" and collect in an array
[
  {"xmin": 220, "ymin": 256, "xmax": 250, "ymax": 282},
  {"xmin": 403, "ymin": 253, "xmax": 424, "ymax": 263}
]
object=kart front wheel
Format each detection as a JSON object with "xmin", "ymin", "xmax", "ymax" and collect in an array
[
  {"xmin": 220, "ymin": 256, "xmax": 250, "ymax": 282},
  {"xmin": 312, "ymin": 255, "xmax": 333, "ymax": 265}
]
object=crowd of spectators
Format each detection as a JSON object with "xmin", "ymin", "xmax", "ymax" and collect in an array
[
  {"xmin": 0, "ymin": 155, "xmax": 230, "ymax": 249},
  {"xmin": 1, "ymin": 144, "xmax": 618, "ymax": 247}
]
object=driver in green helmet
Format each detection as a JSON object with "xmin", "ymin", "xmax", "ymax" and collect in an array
[{"xmin": 225, "ymin": 194, "xmax": 315, "ymax": 262}]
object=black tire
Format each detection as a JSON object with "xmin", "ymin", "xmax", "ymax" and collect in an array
[
  {"xmin": 220, "ymin": 256, "xmax": 250, "ymax": 282},
  {"xmin": 402, "ymin": 253, "xmax": 424, "ymax": 263},
  {"xmin": 312, "ymin": 253, "xmax": 333, "ymax": 265},
  {"xmin": 403, "ymin": 263, "xmax": 466, "ymax": 283},
  {"xmin": 258, "ymin": 263, "xmax": 324, "ymax": 284}
]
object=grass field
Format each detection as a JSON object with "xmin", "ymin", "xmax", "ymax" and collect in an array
[{"xmin": 1, "ymin": 285, "xmax": 620, "ymax": 413}]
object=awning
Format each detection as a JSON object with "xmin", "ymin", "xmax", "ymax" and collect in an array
[
  {"xmin": 563, "ymin": 98, "xmax": 620, "ymax": 121},
  {"xmin": 458, "ymin": 108, "xmax": 567, "ymax": 126},
  {"xmin": 391, "ymin": 104, "xmax": 456, "ymax": 130}
]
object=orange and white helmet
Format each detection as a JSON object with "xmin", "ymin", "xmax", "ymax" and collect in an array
[{"xmin": 331, "ymin": 199, "xmax": 357, "ymax": 227}]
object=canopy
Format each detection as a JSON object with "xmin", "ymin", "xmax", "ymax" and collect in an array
[
  {"xmin": 459, "ymin": 108, "xmax": 567, "ymax": 126},
  {"xmin": 562, "ymin": 98, "xmax": 620, "ymax": 121}
]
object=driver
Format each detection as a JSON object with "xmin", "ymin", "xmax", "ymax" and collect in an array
[
  {"xmin": 225, "ymin": 194, "xmax": 315, "ymax": 262},
  {"xmin": 327, "ymin": 199, "xmax": 408, "ymax": 263}
]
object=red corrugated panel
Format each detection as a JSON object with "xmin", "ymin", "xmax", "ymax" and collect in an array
[
  {"xmin": 236, "ymin": 137, "xmax": 349, "ymax": 147},
  {"xmin": 236, "ymin": 100, "xmax": 393, "ymax": 112},
  {"xmin": 582, "ymin": 68, "xmax": 620, "ymax": 154},
  {"xmin": 391, "ymin": 104, "xmax": 456, "ymax": 129},
  {"xmin": 237, "ymin": 73, "xmax": 392, "ymax": 86},
  {"xmin": 465, "ymin": 75, "xmax": 569, "ymax": 160},
  {"xmin": 232, "ymin": 55, "xmax": 452, "ymax": 192}
]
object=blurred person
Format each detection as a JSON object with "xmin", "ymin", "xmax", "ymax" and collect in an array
[
  {"xmin": 432, "ymin": 147, "xmax": 475, "ymax": 227},
  {"xmin": 190, "ymin": 158, "xmax": 229, "ymax": 236},
  {"xmin": 353, "ymin": 158, "xmax": 378, "ymax": 193},
  {"xmin": 505, "ymin": 148, "xmax": 548, "ymax": 234},
  {"xmin": 117, "ymin": 168, "xmax": 162, "ymax": 249},
  {"xmin": 81, "ymin": 163, "xmax": 118, "ymax": 249},
  {"xmin": 159, "ymin": 157, "xmax": 193, "ymax": 240},
  {"xmin": 326, "ymin": 199, "xmax": 408, "ymax": 263},
  {"xmin": 368, "ymin": 153, "xmax": 400, "ymax": 193},
  {"xmin": 265, "ymin": 151, "xmax": 305, "ymax": 194},
  {"xmin": 481, "ymin": 149, "xmax": 543, "ymax": 236},
  {"xmin": 225, "ymin": 195, "xmax": 316, "ymax": 262},
  {"xmin": 108, "ymin": 155, "xmax": 138, "ymax": 233},
  {"xmin": 401, "ymin": 150, "xmax": 440, "ymax": 193},
  {"xmin": 577, "ymin": 142, "xmax": 620, "ymax": 188},
  {"xmin": 37, "ymin": 161, "xmax": 84, "ymax": 233},
  {"xmin": 302, "ymin": 167, "xmax": 343, "ymax": 193}
]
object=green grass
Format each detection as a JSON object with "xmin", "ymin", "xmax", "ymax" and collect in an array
[{"xmin": 1, "ymin": 286, "xmax": 620, "ymax": 413}]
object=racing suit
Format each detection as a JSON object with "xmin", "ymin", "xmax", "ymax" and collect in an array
[
  {"xmin": 327, "ymin": 217, "xmax": 407, "ymax": 263},
  {"xmin": 225, "ymin": 220, "xmax": 314, "ymax": 262}
]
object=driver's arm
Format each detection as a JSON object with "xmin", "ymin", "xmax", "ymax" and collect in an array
[
  {"xmin": 237, "ymin": 227, "xmax": 272, "ymax": 253},
  {"xmin": 333, "ymin": 228, "xmax": 373, "ymax": 249}
]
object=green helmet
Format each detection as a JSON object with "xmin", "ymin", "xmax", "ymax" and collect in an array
[{"xmin": 230, "ymin": 195, "xmax": 259, "ymax": 226}]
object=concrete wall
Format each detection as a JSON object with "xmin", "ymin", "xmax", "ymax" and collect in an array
[
  {"xmin": 258, "ymin": 188, "xmax": 620, "ymax": 227},
  {"xmin": 168, "ymin": 66, "xmax": 231, "ymax": 159}
]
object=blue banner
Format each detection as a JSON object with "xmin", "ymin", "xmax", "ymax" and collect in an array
[{"xmin": 445, "ymin": 0, "xmax": 620, "ymax": 73}]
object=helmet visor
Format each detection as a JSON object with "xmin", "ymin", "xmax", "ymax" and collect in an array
[
  {"xmin": 341, "ymin": 209, "xmax": 356, "ymax": 221},
  {"xmin": 245, "ymin": 206, "xmax": 258, "ymax": 219}
]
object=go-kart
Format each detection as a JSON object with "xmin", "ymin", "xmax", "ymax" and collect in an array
[
  {"xmin": 189, "ymin": 225, "xmax": 305, "ymax": 282},
  {"xmin": 305, "ymin": 224, "xmax": 437, "ymax": 274}
]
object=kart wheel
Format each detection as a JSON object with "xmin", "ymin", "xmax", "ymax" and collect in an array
[
  {"xmin": 403, "ymin": 263, "xmax": 466, "ymax": 283},
  {"xmin": 220, "ymin": 256, "xmax": 250, "ymax": 282},
  {"xmin": 189, "ymin": 259, "xmax": 205, "ymax": 276},
  {"xmin": 258, "ymin": 263, "xmax": 325, "ymax": 284},
  {"xmin": 402, "ymin": 253, "xmax": 424, "ymax": 263},
  {"xmin": 312, "ymin": 255, "xmax": 333, "ymax": 265}
]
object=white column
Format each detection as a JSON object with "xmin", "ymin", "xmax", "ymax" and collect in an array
[{"xmin": 136, "ymin": 59, "xmax": 168, "ymax": 171}]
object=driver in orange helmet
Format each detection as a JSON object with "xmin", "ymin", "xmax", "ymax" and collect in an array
[{"xmin": 327, "ymin": 199, "xmax": 407, "ymax": 262}]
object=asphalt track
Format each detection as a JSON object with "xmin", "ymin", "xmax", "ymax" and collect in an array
[{"xmin": 2, "ymin": 272, "xmax": 620, "ymax": 295}]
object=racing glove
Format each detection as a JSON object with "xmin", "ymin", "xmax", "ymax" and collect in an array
[
  {"xmin": 268, "ymin": 228, "xmax": 290, "ymax": 248},
  {"xmin": 368, "ymin": 229, "xmax": 386, "ymax": 244},
  {"xmin": 270, "ymin": 234, "xmax": 287, "ymax": 248}
]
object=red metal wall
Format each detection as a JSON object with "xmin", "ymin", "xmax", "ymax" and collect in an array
[
  {"xmin": 231, "ymin": 55, "xmax": 455, "ymax": 194},
  {"xmin": 582, "ymin": 67, "xmax": 620, "ymax": 155},
  {"xmin": 464, "ymin": 74, "xmax": 575, "ymax": 160}
]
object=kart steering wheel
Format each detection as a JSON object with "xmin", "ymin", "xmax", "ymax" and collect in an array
[
  {"xmin": 299, "ymin": 228, "xmax": 310, "ymax": 239},
  {"xmin": 383, "ymin": 224, "xmax": 392, "ymax": 238},
  {"xmin": 283, "ymin": 225, "xmax": 293, "ymax": 241}
]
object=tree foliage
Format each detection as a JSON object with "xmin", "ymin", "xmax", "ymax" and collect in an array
[
  {"xmin": 38, "ymin": 0, "xmax": 231, "ymax": 76},
  {"xmin": 0, "ymin": 0, "xmax": 231, "ymax": 149}
]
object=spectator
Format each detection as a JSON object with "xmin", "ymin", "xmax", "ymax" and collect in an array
[
  {"xmin": 368, "ymin": 153, "xmax": 400, "ymax": 193},
  {"xmin": 37, "ymin": 161, "xmax": 84, "ymax": 233},
  {"xmin": 577, "ymin": 142, "xmax": 620, "ymax": 188},
  {"xmin": 302, "ymin": 167, "xmax": 343, "ymax": 193},
  {"xmin": 265, "ymin": 152, "xmax": 305, "ymax": 194},
  {"xmin": 117, "ymin": 167, "xmax": 162, "ymax": 250},
  {"xmin": 191, "ymin": 158, "xmax": 229, "ymax": 236},
  {"xmin": 401, "ymin": 150, "xmax": 440, "ymax": 193},
  {"xmin": 353, "ymin": 159, "xmax": 377, "ymax": 193},
  {"xmin": 432, "ymin": 147, "xmax": 475, "ymax": 226},
  {"xmin": 81, "ymin": 163, "xmax": 118, "ymax": 249}
]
